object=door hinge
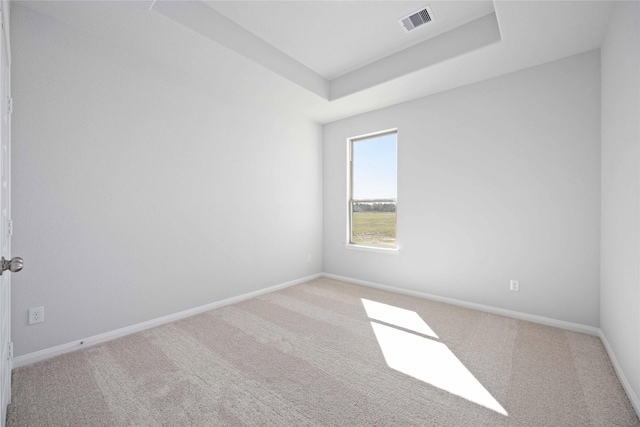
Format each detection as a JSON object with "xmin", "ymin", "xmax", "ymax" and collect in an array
[
  {"xmin": 7, "ymin": 97, "xmax": 12, "ymax": 115},
  {"xmin": 7, "ymin": 342, "xmax": 12, "ymax": 360}
]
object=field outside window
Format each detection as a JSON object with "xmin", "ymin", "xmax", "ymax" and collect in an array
[{"xmin": 349, "ymin": 130, "xmax": 397, "ymax": 249}]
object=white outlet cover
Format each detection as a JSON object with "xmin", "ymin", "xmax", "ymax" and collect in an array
[
  {"xmin": 28, "ymin": 307, "xmax": 44, "ymax": 325},
  {"xmin": 510, "ymin": 280, "xmax": 519, "ymax": 291}
]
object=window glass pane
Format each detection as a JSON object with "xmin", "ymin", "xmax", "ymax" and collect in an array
[
  {"xmin": 352, "ymin": 133, "xmax": 397, "ymax": 200},
  {"xmin": 350, "ymin": 132, "xmax": 397, "ymax": 249}
]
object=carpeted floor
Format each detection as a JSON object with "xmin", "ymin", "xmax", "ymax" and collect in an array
[{"xmin": 7, "ymin": 278, "xmax": 640, "ymax": 426}]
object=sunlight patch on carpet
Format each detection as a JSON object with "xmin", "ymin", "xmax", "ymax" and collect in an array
[
  {"xmin": 362, "ymin": 299, "xmax": 508, "ymax": 416},
  {"xmin": 361, "ymin": 299, "xmax": 438, "ymax": 338}
]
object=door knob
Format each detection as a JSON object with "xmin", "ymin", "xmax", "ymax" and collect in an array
[{"xmin": 0, "ymin": 257, "xmax": 23, "ymax": 275}]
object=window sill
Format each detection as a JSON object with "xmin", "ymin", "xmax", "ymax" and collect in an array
[{"xmin": 344, "ymin": 244, "xmax": 399, "ymax": 255}]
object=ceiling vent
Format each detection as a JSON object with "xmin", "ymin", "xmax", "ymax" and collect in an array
[{"xmin": 399, "ymin": 6, "xmax": 434, "ymax": 32}]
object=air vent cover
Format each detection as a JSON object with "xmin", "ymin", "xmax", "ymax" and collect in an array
[{"xmin": 399, "ymin": 5, "xmax": 434, "ymax": 32}]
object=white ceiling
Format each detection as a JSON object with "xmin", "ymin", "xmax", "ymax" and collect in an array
[
  {"xmin": 18, "ymin": 1, "xmax": 616, "ymax": 124},
  {"xmin": 203, "ymin": 1, "xmax": 495, "ymax": 80}
]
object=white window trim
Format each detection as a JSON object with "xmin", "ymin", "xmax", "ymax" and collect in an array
[
  {"xmin": 344, "ymin": 243, "xmax": 399, "ymax": 255},
  {"xmin": 347, "ymin": 128, "xmax": 398, "ymax": 251}
]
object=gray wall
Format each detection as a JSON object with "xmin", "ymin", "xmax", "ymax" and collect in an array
[
  {"xmin": 601, "ymin": 1, "xmax": 640, "ymax": 402},
  {"xmin": 324, "ymin": 50, "xmax": 601, "ymax": 327},
  {"xmin": 11, "ymin": 5, "xmax": 323, "ymax": 356}
]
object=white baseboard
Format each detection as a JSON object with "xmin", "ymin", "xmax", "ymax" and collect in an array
[
  {"xmin": 599, "ymin": 330, "xmax": 640, "ymax": 418},
  {"xmin": 12, "ymin": 273, "xmax": 321, "ymax": 369},
  {"xmin": 321, "ymin": 273, "xmax": 600, "ymax": 336}
]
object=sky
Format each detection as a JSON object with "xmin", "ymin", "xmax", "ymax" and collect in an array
[{"xmin": 352, "ymin": 133, "xmax": 397, "ymax": 200}]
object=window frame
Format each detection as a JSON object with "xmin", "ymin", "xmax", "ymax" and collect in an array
[{"xmin": 346, "ymin": 129, "xmax": 399, "ymax": 254}]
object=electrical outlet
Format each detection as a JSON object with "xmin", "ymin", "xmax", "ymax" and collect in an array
[
  {"xmin": 28, "ymin": 307, "xmax": 44, "ymax": 325},
  {"xmin": 510, "ymin": 280, "xmax": 519, "ymax": 292}
]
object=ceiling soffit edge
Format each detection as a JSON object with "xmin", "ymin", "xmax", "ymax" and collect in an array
[
  {"xmin": 151, "ymin": 1, "xmax": 503, "ymax": 103},
  {"xmin": 330, "ymin": 12, "xmax": 502, "ymax": 100}
]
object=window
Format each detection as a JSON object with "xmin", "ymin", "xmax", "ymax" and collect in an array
[{"xmin": 348, "ymin": 130, "xmax": 397, "ymax": 250}]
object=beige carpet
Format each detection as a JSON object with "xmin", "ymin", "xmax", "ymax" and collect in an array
[{"xmin": 7, "ymin": 278, "xmax": 639, "ymax": 426}]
